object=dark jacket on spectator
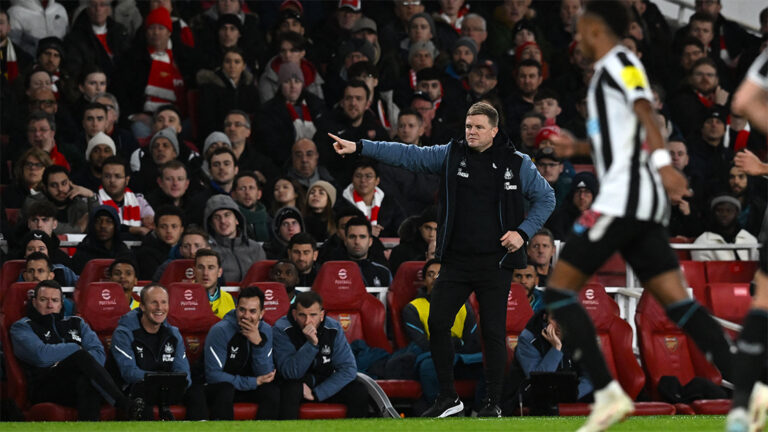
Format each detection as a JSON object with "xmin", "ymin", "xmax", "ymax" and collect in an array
[
  {"xmin": 135, "ymin": 231, "xmax": 173, "ymax": 280},
  {"xmin": 64, "ymin": 12, "xmax": 131, "ymax": 81},
  {"xmin": 71, "ymin": 205, "xmax": 132, "ymax": 273},
  {"xmin": 197, "ymin": 68, "xmax": 260, "ymax": 139}
]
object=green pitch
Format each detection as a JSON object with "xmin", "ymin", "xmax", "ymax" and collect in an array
[{"xmin": 1, "ymin": 416, "xmax": 727, "ymax": 432}]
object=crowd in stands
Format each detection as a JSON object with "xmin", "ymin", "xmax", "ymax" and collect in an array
[{"xmin": 1, "ymin": 0, "xmax": 767, "ymax": 420}]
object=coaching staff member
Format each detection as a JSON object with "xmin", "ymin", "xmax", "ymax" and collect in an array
[{"xmin": 330, "ymin": 102, "xmax": 555, "ymax": 417}]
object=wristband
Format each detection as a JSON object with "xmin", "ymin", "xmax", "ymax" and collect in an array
[{"xmin": 650, "ymin": 148, "xmax": 671, "ymax": 169}]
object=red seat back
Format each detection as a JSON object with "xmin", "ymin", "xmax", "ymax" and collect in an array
[
  {"xmin": 75, "ymin": 259, "xmax": 114, "ymax": 302},
  {"xmin": 578, "ymin": 283, "xmax": 644, "ymax": 399},
  {"xmin": 1, "ymin": 325, "xmax": 29, "ymax": 409},
  {"xmin": 167, "ymin": 282, "xmax": 220, "ymax": 363},
  {"xmin": 634, "ymin": 291, "xmax": 721, "ymax": 399},
  {"xmin": 505, "ymin": 283, "xmax": 534, "ymax": 365},
  {"xmin": 248, "ymin": 282, "xmax": 290, "ymax": 325},
  {"xmin": 679, "ymin": 260, "xmax": 707, "ymax": 304},
  {"xmin": 706, "ymin": 283, "xmax": 752, "ymax": 338},
  {"xmin": 669, "ymin": 237, "xmax": 693, "ymax": 261},
  {"xmin": 704, "ymin": 261, "xmax": 758, "ymax": 284},
  {"xmin": 388, "ymin": 261, "xmax": 425, "ymax": 348},
  {"xmin": 77, "ymin": 282, "xmax": 130, "ymax": 350},
  {"xmin": 159, "ymin": 259, "xmax": 197, "ymax": 286},
  {"xmin": 1, "ymin": 260, "xmax": 26, "ymax": 305},
  {"xmin": 312, "ymin": 261, "xmax": 391, "ymax": 352},
  {"xmin": 2, "ymin": 282, "xmax": 37, "ymax": 329},
  {"xmin": 589, "ymin": 253, "xmax": 626, "ymax": 287},
  {"xmin": 240, "ymin": 260, "xmax": 277, "ymax": 289},
  {"xmin": 5, "ymin": 208, "xmax": 19, "ymax": 226}
]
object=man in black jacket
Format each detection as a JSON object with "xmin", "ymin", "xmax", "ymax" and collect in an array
[
  {"xmin": 10, "ymin": 280, "xmax": 138, "ymax": 420},
  {"xmin": 64, "ymin": 0, "xmax": 131, "ymax": 81},
  {"xmin": 136, "ymin": 206, "xmax": 184, "ymax": 280},
  {"xmin": 330, "ymin": 101, "xmax": 555, "ymax": 417}
]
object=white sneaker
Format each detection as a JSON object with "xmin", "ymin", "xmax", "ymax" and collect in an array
[
  {"xmin": 747, "ymin": 382, "xmax": 768, "ymax": 432},
  {"xmin": 576, "ymin": 381, "xmax": 634, "ymax": 432},
  {"xmin": 726, "ymin": 407, "xmax": 749, "ymax": 432}
]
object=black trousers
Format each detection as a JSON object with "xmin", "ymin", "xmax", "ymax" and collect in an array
[
  {"xmin": 206, "ymin": 381, "xmax": 281, "ymax": 420},
  {"xmin": 28, "ymin": 349, "xmax": 128, "ymax": 420},
  {"xmin": 129, "ymin": 380, "xmax": 208, "ymax": 420},
  {"xmin": 428, "ymin": 263, "xmax": 513, "ymax": 402},
  {"xmin": 279, "ymin": 379, "xmax": 369, "ymax": 419}
]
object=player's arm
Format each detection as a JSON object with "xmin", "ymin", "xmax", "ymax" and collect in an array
[
  {"xmin": 635, "ymin": 98, "xmax": 688, "ymax": 203},
  {"xmin": 549, "ymin": 131, "xmax": 591, "ymax": 159},
  {"xmin": 732, "ymin": 80, "xmax": 768, "ymax": 135}
]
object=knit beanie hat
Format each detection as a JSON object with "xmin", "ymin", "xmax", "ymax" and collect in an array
[
  {"xmin": 85, "ymin": 132, "xmax": 116, "ymax": 160},
  {"xmin": 278, "ymin": 62, "xmax": 305, "ymax": 85},
  {"xmin": 150, "ymin": 127, "xmax": 180, "ymax": 156},
  {"xmin": 146, "ymin": 7, "xmax": 173, "ymax": 32},
  {"xmin": 308, "ymin": 180, "xmax": 337, "ymax": 207},
  {"xmin": 453, "ymin": 37, "xmax": 478, "ymax": 62}
]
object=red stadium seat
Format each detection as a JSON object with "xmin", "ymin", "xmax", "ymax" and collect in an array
[
  {"xmin": 634, "ymin": 291, "xmax": 723, "ymax": 402},
  {"xmin": 5, "ymin": 208, "xmax": 19, "ymax": 226},
  {"xmin": 240, "ymin": 260, "xmax": 278, "ymax": 289},
  {"xmin": 298, "ymin": 403, "xmax": 347, "ymax": 419},
  {"xmin": 704, "ymin": 261, "xmax": 758, "ymax": 284},
  {"xmin": 74, "ymin": 259, "xmax": 114, "ymax": 303},
  {"xmin": 248, "ymin": 282, "xmax": 290, "ymax": 325},
  {"xmin": 558, "ymin": 401, "xmax": 675, "ymax": 416},
  {"xmin": 159, "ymin": 259, "xmax": 197, "ymax": 286},
  {"xmin": 505, "ymin": 283, "xmax": 534, "ymax": 366},
  {"xmin": 572, "ymin": 164, "xmax": 596, "ymax": 174},
  {"xmin": 166, "ymin": 282, "xmax": 220, "ymax": 364},
  {"xmin": 589, "ymin": 253, "xmax": 627, "ymax": 287},
  {"xmin": 77, "ymin": 282, "xmax": 130, "ymax": 350},
  {"xmin": 690, "ymin": 399, "xmax": 731, "ymax": 414},
  {"xmin": 669, "ymin": 237, "xmax": 693, "ymax": 261},
  {"xmin": 387, "ymin": 261, "xmax": 425, "ymax": 349},
  {"xmin": 578, "ymin": 283, "xmax": 644, "ymax": 399},
  {"xmin": 2, "ymin": 282, "xmax": 37, "ymax": 329},
  {"xmin": 1, "ymin": 260, "xmax": 26, "ymax": 305},
  {"xmin": 679, "ymin": 260, "xmax": 707, "ymax": 304},
  {"xmin": 311, "ymin": 261, "xmax": 391, "ymax": 352},
  {"xmin": 706, "ymin": 283, "xmax": 752, "ymax": 339}
]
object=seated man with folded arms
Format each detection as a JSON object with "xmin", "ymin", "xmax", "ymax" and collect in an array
[
  {"xmin": 10, "ymin": 280, "xmax": 139, "ymax": 420},
  {"xmin": 111, "ymin": 283, "xmax": 207, "ymax": 420},
  {"xmin": 205, "ymin": 286, "xmax": 284, "ymax": 420},
  {"xmin": 273, "ymin": 291, "xmax": 369, "ymax": 418}
]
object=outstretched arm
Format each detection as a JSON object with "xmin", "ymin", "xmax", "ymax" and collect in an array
[{"xmin": 328, "ymin": 133, "xmax": 448, "ymax": 174}]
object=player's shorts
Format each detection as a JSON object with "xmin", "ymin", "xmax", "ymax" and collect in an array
[{"xmin": 558, "ymin": 211, "xmax": 679, "ymax": 283}]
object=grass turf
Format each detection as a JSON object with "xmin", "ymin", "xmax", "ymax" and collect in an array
[{"xmin": 1, "ymin": 416, "xmax": 727, "ymax": 432}]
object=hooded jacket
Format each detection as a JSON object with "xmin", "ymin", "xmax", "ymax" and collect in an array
[
  {"xmin": 272, "ymin": 313, "xmax": 357, "ymax": 402},
  {"xmin": 204, "ymin": 309, "xmax": 274, "ymax": 391},
  {"xmin": 71, "ymin": 205, "xmax": 132, "ymax": 273},
  {"xmin": 10, "ymin": 304, "xmax": 104, "ymax": 388},
  {"xmin": 111, "ymin": 308, "xmax": 191, "ymax": 387},
  {"xmin": 136, "ymin": 231, "xmax": 173, "ymax": 280},
  {"xmin": 360, "ymin": 138, "xmax": 554, "ymax": 270},
  {"xmin": 204, "ymin": 195, "xmax": 266, "ymax": 281},
  {"xmin": 258, "ymin": 56, "xmax": 325, "ymax": 104},
  {"xmin": 263, "ymin": 206, "xmax": 304, "ymax": 260},
  {"xmin": 64, "ymin": 9, "xmax": 131, "ymax": 80}
]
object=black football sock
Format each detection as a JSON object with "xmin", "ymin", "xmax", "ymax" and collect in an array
[
  {"xmin": 731, "ymin": 309, "xmax": 768, "ymax": 409},
  {"xmin": 544, "ymin": 288, "xmax": 613, "ymax": 389}
]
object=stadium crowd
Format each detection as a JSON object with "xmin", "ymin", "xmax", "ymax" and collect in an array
[{"xmin": 0, "ymin": 0, "xmax": 767, "ymax": 421}]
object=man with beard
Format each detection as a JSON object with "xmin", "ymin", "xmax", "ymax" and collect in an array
[
  {"xmin": 72, "ymin": 131, "xmax": 115, "ymax": 191},
  {"xmin": 231, "ymin": 172, "xmax": 270, "ymax": 242},
  {"xmin": 504, "ymin": 60, "xmax": 543, "ymax": 139},
  {"xmin": 444, "ymin": 37, "xmax": 477, "ymax": 84},
  {"xmin": 71, "ymin": 205, "xmax": 133, "ymax": 273},
  {"xmin": 691, "ymin": 195, "xmax": 758, "ymax": 261},
  {"xmin": 288, "ymin": 233, "xmax": 319, "ymax": 288},
  {"xmin": 669, "ymin": 57, "xmax": 730, "ymax": 138},
  {"xmin": 512, "ymin": 264, "xmax": 543, "ymax": 313},
  {"xmin": 727, "ymin": 165, "xmax": 765, "ymax": 236},
  {"xmin": 23, "ymin": 165, "xmax": 96, "ymax": 234},
  {"xmin": 98, "ymin": 156, "xmax": 154, "ymax": 237},
  {"xmin": 135, "ymin": 206, "xmax": 185, "ymax": 280},
  {"xmin": 286, "ymin": 138, "xmax": 336, "ymax": 191},
  {"xmin": 222, "ymin": 110, "xmax": 279, "ymax": 181},
  {"xmin": 687, "ymin": 106, "xmax": 732, "ymax": 196},
  {"xmin": 342, "ymin": 216, "xmax": 392, "ymax": 288},
  {"xmin": 269, "ymin": 260, "xmax": 300, "ymax": 303}
]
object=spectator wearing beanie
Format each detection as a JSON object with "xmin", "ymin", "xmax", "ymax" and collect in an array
[
  {"xmin": 115, "ymin": 6, "xmax": 193, "ymax": 138},
  {"xmin": 199, "ymin": 131, "xmax": 232, "ymax": 182},
  {"xmin": 16, "ymin": 231, "xmax": 78, "ymax": 287},
  {"xmin": 131, "ymin": 127, "xmax": 181, "ymax": 195},
  {"xmin": 256, "ymin": 62, "xmax": 328, "ymax": 167},
  {"xmin": 263, "ymin": 206, "xmax": 305, "ymax": 259},
  {"xmin": 72, "ymin": 131, "xmax": 116, "ymax": 192},
  {"xmin": 545, "ymin": 171, "xmax": 598, "ymax": 240},
  {"xmin": 71, "ymin": 205, "xmax": 133, "ymax": 274},
  {"xmin": 259, "ymin": 31, "xmax": 325, "ymax": 104},
  {"xmin": 197, "ymin": 46, "xmax": 260, "ymax": 139},
  {"xmin": 444, "ymin": 36, "xmax": 478, "ymax": 82}
]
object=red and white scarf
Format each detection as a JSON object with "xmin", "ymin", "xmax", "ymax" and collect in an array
[
  {"xmin": 343, "ymin": 184, "xmax": 385, "ymax": 225},
  {"xmin": 1, "ymin": 39, "xmax": 19, "ymax": 83},
  {"xmin": 286, "ymin": 101, "xmax": 317, "ymax": 140},
  {"xmin": 144, "ymin": 46, "xmax": 184, "ymax": 112},
  {"xmin": 98, "ymin": 187, "xmax": 141, "ymax": 226}
]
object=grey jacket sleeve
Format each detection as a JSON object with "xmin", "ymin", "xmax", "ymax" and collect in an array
[
  {"xmin": 360, "ymin": 140, "xmax": 449, "ymax": 174},
  {"xmin": 170, "ymin": 327, "xmax": 192, "ymax": 388},
  {"xmin": 9, "ymin": 320, "xmax": 80, "ymax": 367},
  {"xmin": 204, "ymin": 324, "xmax": 258, "ymax": 391},
  {"xmin": 272, "ymin": 324, "xmax": 318, "ymax": 380},
  {"xmin": 517, "ymin": 152, "xmax": 556, "ymax": 239},
  {"xmin": 313, "ymin": 325, "xmax": 357, "ymax": 401},
  {"xmin": 79, "ymin": 319, "xmax": 106, "ymax": 366},
  {"xmin": 110, "ymin": 325, "xmax": 146, "ymax": 384}
]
